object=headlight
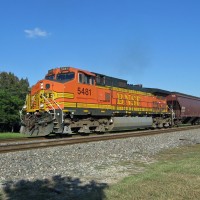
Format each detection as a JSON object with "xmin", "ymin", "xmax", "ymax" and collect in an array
[
  {"xmin": 40, "ymin": 104, "xmax": 44, "ymax": 108},
  {"xmin": 23, "ymin": 105, "xmax": 27, "ymax": 109}
]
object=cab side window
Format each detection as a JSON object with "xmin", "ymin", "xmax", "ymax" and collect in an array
[
  {"xmin": 84, "ymin": 75, "xmax": 90, "ymax": 84},
  {"xmin": 78, "ymin": 72, "xmax": 95, "ymax": 85},
  {"xmin": 90, "ymin": 77, "xmax": 95, "ymax": 85},
  {"xmin": 79, "ymin": 73, "xmax": 84, "ymax": 84}
]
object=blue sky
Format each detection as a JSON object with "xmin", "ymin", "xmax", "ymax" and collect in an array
[{"xmin": 1, "ymin": 0, "xmax": 200, "ymax": 96}]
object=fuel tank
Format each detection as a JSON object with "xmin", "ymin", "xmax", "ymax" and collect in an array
[{"xmin": 110, "ymin": 116, "xmax": 153, "ymax": 131}]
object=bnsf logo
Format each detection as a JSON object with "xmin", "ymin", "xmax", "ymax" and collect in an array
[
  {"xmin": 117, "ymin": 93, "xmax": 141, "ymax": 106},
  {"xmin": 40, "ymin": 93, "xmax": 53, "ymax": 99}
]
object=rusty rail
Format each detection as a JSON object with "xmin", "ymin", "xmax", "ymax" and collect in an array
[{"xmin": 1, "ymin": 125, "xmax": 200, "ymax": 154}]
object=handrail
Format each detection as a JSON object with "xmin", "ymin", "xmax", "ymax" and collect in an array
[
  {"xmin": 52, "ymin": 98, "xmax": 64, "ymax": 123},
  {"xmin": 167, "ymin": 105, "xmax": 175, "ymax": 117},
  {"xmin": 42, "ymin": 94, "xmax": 56, "ymax": 119}
]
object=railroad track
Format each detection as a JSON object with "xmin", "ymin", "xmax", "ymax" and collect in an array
[
  {"xmin": 0, "ymin": 137, "xmax": 47, "ymax": 143},
  {"xmin": 1, "ymin": 125, "xmax": 200, "ymax": 154}
]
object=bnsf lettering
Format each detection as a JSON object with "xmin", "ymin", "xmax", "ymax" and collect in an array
[
  {"xmin": 77, "ymin": 87, "xmax": 92, "ymax": 96},
  {"xmin": 40, "ymin": 93, "xmax": 53, "ymax": 99},
  {"xmin": 117, "ymin": 93, "xmax": 141, "ymax": 106}
]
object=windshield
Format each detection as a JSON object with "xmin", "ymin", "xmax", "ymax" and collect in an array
[
  {"xmin": 56, "ymin": 72, "xmax": 75, "ymax": 82},
  {"xmin": 45, "ymin": 75, "xmax": 55, "ymax": 80}
]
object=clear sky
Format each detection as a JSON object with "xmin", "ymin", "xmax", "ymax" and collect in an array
[{"xmin": 1, "ymin": 0, "xmax": 200, "ymax": 96}]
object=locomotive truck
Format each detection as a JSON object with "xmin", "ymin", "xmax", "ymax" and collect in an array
[{"xmin": 20, "ymin": 66, "xmax": 200, "ymax": 137}]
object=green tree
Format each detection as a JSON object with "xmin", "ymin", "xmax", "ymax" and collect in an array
[{"xmin": 0, "ymin": 72, "xmax": 29, "ymax": 132}]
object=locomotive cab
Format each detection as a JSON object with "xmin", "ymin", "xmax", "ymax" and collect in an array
[{"xmin": 20, "ymin": 67, "xmax": 98, "ymax": 136}]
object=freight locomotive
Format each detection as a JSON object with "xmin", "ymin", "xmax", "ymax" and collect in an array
[{"xmin": 20, "ymin": 66, "xmax": 200, "ymax": 137}]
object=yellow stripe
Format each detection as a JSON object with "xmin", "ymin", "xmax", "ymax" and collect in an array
[
  {"xmin": 27, "ymin": 98, "xmax": 167, "ymax": 114},
  {"xmin": 64, "ymin": 102, "xmax": 77, "ymax": 107},
  {"xmin": 81, "ymin": 103, "xmax": 99, "ymax": 109},
  {"xmin": 96, "ymin": 86, "xmax": 153, "ymax": 96},
  {"xmin": 54, "ymin": 92, "xmax": 74, "ymax": 99},
  {"xmin": 63, "ymin": 102, "xmax": 167, "ymax": 113}
]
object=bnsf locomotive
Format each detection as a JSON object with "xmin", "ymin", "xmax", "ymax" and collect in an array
[{"xmin": 20, "ymin": 66, "xmax": 200, "ymax": 136}]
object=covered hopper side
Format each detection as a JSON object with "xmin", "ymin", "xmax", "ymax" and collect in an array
[{"xmin": 166, "ymin": 92, "xmax": 200, "ymax": 125}]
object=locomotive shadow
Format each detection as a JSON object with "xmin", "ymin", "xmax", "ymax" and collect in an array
[{"xmin": 2, "ymin": 175, "xmax": 108, "ymax": 200}]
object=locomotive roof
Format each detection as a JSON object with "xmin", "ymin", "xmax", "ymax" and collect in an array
[
  {"xmin": 47, "ymin": 67, "xmax": 200, "ymax": 99},
  {"xmin": 92, "ymin": 72, "xmax": 127, "ymax": 82},
  {"xmin": 142, "ymin": 88, "xmax": 171, "ymax": 97},
  {"xmin": 92, "ymin": 71, "xmax": 172, "ymax": 95}
]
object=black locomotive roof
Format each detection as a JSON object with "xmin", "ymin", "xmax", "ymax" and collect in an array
[
  {"xmin": 92, "ymin": 71, "xmax": 200, "ymax": 99},
  {"xmin": 92, "ymin": 71, "xmax": 173, "ymax": 95},
  {"xmin": 93, "ymin": 72, "xmax": 163, "ymax": 94},
  {"xmin": 92, "ymin": 72, "xmax": 127, "ymax": 88},
  {"xmin": 142, "ymin": 88, "xmax": 171, "ymax": 97}
]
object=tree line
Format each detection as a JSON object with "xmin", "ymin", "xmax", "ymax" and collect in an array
[{"xmin": 0, "ymin": 71, "xmax": 29, "ymax": 132}]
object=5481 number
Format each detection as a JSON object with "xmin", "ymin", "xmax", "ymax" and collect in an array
[{"xmin": 77, "ymin": 87, "xmax": 92, "ymax": 96}]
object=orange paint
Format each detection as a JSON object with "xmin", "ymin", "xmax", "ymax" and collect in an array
[{"xmin": 26, "ymin": 67, "xmax": 168, "ymax": 114}]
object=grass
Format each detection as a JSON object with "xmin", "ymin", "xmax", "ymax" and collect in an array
[
  {"xmin": 0, "ymin": 132, "xmax": 25, "ymax": 139},
  {"xmin": 105, "ymin": 144, "xmax": 200, "ymax": 200}
]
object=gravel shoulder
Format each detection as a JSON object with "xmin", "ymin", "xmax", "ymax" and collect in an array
[{"xmin": 0, "ymin": 129, "xmax": 200, "ymax": 198}]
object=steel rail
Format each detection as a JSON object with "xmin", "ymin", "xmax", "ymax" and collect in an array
[
  {"xmin": 0, "ymin": 125, "xmax": 200, "ymax": 154},
  {"xmin": 0, "ymin": 137, "xmax": 47, "ymax": 143}
]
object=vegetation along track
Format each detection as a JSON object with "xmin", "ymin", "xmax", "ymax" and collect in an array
[{"xmin": 1, "ymin": 125, "xmax": 200, "ymax": 154}]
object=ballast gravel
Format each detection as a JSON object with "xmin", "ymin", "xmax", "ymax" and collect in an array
[{"xmin": 0, "ymin": 129, "xmax": 200, "ymax": 196}]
